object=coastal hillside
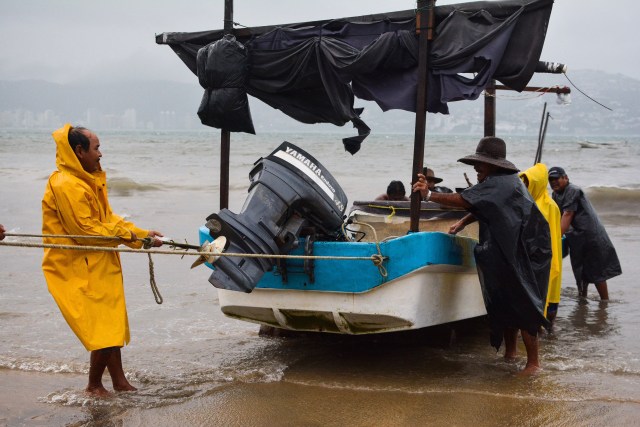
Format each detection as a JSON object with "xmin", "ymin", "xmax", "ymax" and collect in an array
[{"xmin": 0, "ymin": 70, "xmax": 638, "ymax": 136}]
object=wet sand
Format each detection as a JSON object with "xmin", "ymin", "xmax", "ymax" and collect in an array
[
  {"xmin": 119, "ymin": 382, "xmax": 639, "ymax": 427},
  {"xmin": 0, "ymin": 370, "xmax": 85, "ymax": 426},
  {"xmin": 3, "ymin": 368, "xmax": 639, "ymax": 427}
]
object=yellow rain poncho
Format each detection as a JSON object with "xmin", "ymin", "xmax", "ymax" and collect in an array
[
  {"xmin": 520, "ymin": 163, "xmax": 562, "ymax": 316},
  {"xmin": 42, "ymin": 124, "xmax": 150, "ymax": 351}
]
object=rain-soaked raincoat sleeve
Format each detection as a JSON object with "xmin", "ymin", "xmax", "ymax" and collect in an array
[
  {"xmin": 460, "ymin": 173, "xmax": 551, "ymax": 349},
  {"xmin": 46, "ymin": 178, "xmax": 140, "ymax": 247}
]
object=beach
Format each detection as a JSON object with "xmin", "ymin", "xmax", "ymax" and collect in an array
[{"xmin": 1, "ymin": 129, "xmax": 639, "ymax": 426}]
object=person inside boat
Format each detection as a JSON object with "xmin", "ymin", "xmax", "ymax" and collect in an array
[
  {"xmin": 520, "ymin": 164, "xmax": 563, "ymax": 329},
  {"xmin": 412, "ymin": 136, "xmax": 551, "ymax": 375},
  {"xmin": 0, "ymin": 224, "xmax": 5, "ymax": 240},
  {"xmin": 422, "ymin": 167, "xmax": 453, "ymax": 193},
  {"xmin": 41, "ymin": 124, "xmax": 164, "ymax": 396},
  {"xmin": 375, "ymin": 180, "xmax": 409, "ymax": 201},
  {"xmin": 548, "ymin": 166, "xmax": 621, "ymax": 301}
]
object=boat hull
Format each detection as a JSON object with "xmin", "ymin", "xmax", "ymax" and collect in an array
[
  {"xmin": 201, "ymin": 207, "xmax": 486, "ymax": 335},
  {"xmin": 218, "ymin": 264, "xmax": 485, "ymax": 334}
]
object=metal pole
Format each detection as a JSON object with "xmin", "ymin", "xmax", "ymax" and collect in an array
[
  {"xmin": 536, "ymin": 112, "xmax": 551, "ymax": 164},
  {"xmin": 534, "ymin": 102, "xmax": 547, "ymax": 164},
  {"xmin": 484, "ymin": 80, "xmax": 496, "ymax": 137},
  {"xmin": 220, "ymin": 0, "xmax": 234, "ymax": 209},
  {"xmin": 409, "ymin": 0, "xmax": 435, "ymax": 232}
]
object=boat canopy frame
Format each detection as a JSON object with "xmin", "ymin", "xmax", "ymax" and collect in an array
[{"xmin": 156, "ymin": 0, "xmax": 568, "ymax": 231}]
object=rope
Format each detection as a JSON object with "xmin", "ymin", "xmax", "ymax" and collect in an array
[
  {"xmin": 5, "ymin": 232, "xmax": 125, "ymax": 241},
  {"xmin": 147, "ymin": 253, "xmax": 163, "ymax": 304},
  {"xmin": 347, "ymin": 220, "xmax": 388, "ymax": 279},
  {"xmin": 386, "ymin": 205, "xmax": 397, "ymax": 221},
  {"xmin": 4, "ymin": 234, "xmax": 164, "ymax": 305},
  {"xmin": 8, "ymin": 232, "xmax": 160, "ymax": 251},
  {"xmin": 0, "ymin": 241, "xmax": 384, "ymax": 262},
  {"xmin": 364, "ymin": 204, "xmax": 466, "ymax": 212},
  {"xmin": 223, "ymin": 19, "xmax": 248, "ymax": 28},
  {"xmin": 563, "ymin": 72, "xmax": 613, "ymax": 111},
  {"xmin": 341, "ymin": 222, "xmax": 366, "ymax": 242},
  {"xmin": 483, "ymin": 88, "xmax": 549, "ymax": 101},
  {"xmin": 1, "ymin": 233, "xmax": 390, "ymax": 292}
]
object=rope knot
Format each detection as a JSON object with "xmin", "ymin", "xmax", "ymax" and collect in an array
[
  {"xmin": 141, "ymin": 237, "xmax": 153, "ymax": 249},
  {"xmin": 371, "ymin": 254, "xmax": 384, "ymax": 267}
]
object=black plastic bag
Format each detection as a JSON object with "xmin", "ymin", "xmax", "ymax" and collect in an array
[{"xmin": 196, "ymin": 34, "xmax": 255, "ymax": 134}]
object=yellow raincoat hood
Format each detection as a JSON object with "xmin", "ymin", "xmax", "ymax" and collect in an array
[
  {"xmin": 520, "ymin": 163, "xmax": 562, "ymax": 314},
  {"xmin": 42, "ymin": 124, "xmax": 149, "ymax": 351},
  {"xmin": 53, "ymin": 124, "xmax": 100, "ymax": 184}
]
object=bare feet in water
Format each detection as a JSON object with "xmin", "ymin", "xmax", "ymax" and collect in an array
[
  {"xmin": 87, "ymin": 347, "xmax": 138, "ymax": 395},
  {"xmin": 85, "ymin": 385, "xmax": 113, "ymax": 397},
  {"xmin": 113, "ymin": 382, "xmax": 137, "ymax": 392},
  {"xmin": 518, "ymin": 363, "xmax": 541, "ymax": 376},
  {"xmin": 86, "ymin": 381, "xmax": 137, "ymax": 395},
  {"xmin": 504, "ymin": 354, "xmax": 518, "ymax": 363}
]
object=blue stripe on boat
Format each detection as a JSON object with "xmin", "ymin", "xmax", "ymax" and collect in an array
[{"xmin": 199, "ymin": 226, "xmax": 476, "ymax": 293}]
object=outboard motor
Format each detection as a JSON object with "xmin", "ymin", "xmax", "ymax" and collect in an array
[{"xmin": 206, "ymin": 142, "xmax": 348, "ymax": 292}]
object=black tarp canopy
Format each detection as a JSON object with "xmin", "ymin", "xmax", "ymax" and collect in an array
[{"xmin": 157, "ymin": 0, "xmax": 553, "ymax": 153}]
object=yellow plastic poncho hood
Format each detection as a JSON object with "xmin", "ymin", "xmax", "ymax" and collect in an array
[
  {"xmin": 520, "ymin": 163, "xmax": 562, "ymax": 314},
  {"xmin": 42, "ymin": 124, "xmax": 149, "ymax": 351}
]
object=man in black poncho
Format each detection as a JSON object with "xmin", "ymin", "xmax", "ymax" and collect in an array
[
  {"xmin": 548, "ymin": 167, "xmax": 621, "ymax": 300},
  {"xmin": 413, "ymin": 137, "xmax": 551, "ymax": 374}
]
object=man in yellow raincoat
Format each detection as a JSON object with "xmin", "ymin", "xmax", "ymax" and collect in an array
[
  {"xmin": 520, "ymin": 163, "xmax": 562, "ymax": 326},
  {"xmin": 42, "ymin": 124, "xmax": 163, "ymax": 396}
]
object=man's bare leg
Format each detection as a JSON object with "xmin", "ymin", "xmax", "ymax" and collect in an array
[
  {"xmin": 546, "ymin": 304, "xmax": 558, "ymax": 332},
  {"xmin": 106, "ymin": 347, "xmax": 137, "ymax": 392},
  {"xmin": 595, "ymin": 281, "xmax": 609, "ymax": 301},
  {"xmin": 503, "ymin": 327, "xmax": 518, "ymax": 361},
  {"xmin": 520, "ymin": 330, "xmax": 541, "ymax": 375},
  {"xmin": 578, "ymin": 281, "xmax": 589, "ymax": 298},
  {"xmin": 86, "ymin": 349, "xmax": 113, "ymax": 396}
]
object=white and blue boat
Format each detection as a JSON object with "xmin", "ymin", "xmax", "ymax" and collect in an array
[
  {"xmin": 158, "ymin": 0, "xmax": 567, "ymax": 334},
  {"xmin": 198, "ymin": 142, "xmax": 485, "ymax": 334}
]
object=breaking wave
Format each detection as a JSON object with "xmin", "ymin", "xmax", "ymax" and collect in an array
[
  {"xmin": 0, "ymin": 356, "xmax": 86, "ymax": 374},
  {"xmin": 586, "ymin": 186, "xmax": 640, "ymax": 220},
  {"xmin": 107, "ymin": 177, "xmax": 163, "ymax": 196}
]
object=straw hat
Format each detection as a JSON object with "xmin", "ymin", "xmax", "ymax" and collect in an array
[{"xmin": 458, "ymin": 137, "xmax": 518, "ymax": 172}]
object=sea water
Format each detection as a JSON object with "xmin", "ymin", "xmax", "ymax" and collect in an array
[{"xmin": 1, "ymin": 129, "xmax": 639, "ymax": 425}]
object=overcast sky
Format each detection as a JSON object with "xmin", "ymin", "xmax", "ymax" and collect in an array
[{"xmin": 0, "ymin": 0, "xmax": 636, "ymax": 84}]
